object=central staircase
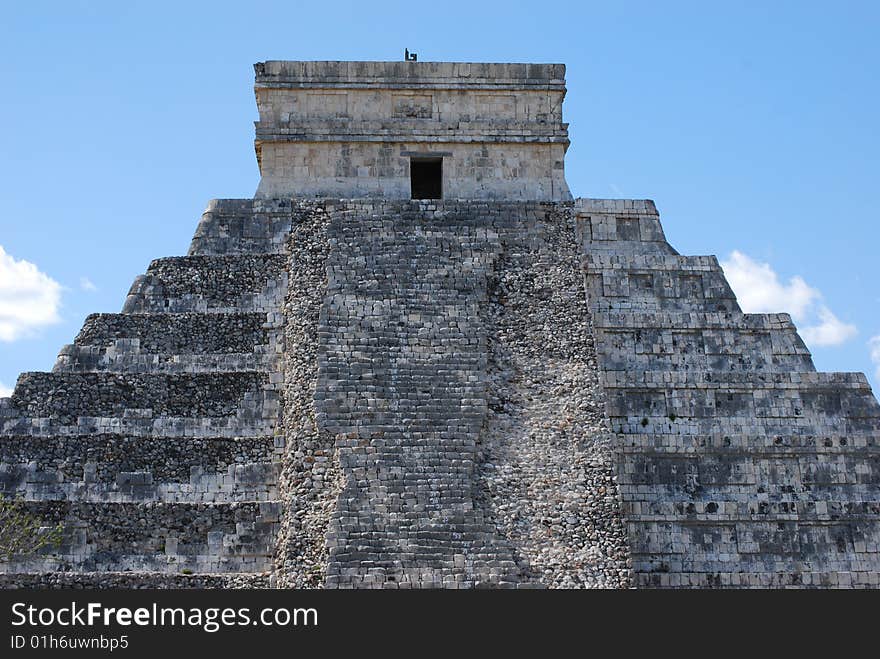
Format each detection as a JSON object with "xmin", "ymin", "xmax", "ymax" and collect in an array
[{"xmin": 319, "ymin": 206, "xmax": 530, "ymax": 588}]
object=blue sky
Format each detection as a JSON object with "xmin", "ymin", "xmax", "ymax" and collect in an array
[{"xmin": 1, "ymin": 1, "xmax": 878, "ymax": 394}]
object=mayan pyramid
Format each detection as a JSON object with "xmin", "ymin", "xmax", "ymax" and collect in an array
[{"xmin": 1, "ymin": 60, "xmax": 878, "ymax": 589}]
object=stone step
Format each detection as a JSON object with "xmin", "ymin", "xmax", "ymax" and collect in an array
[
  {"xmin": 319, "ymin": 210, "xmax": 529, "ymax": 588},
  {"xmin": 619, "ymin": 450, "xmax": 880, "ymax": 500},
  {"xmin": 615, "ymin": 431, "xmax": 880, "ymax": 453},
  {"xmin": 602, "ymin": 370, "xmax": 878, "ymax": 426},
  {"xmin": 594, "ymin": 311, "xmax": 797, "ymax": 330},
  {"xmin": 603, "ymin": 373, "xmax": 879, "ymax": 431},
  {"xmin": 584, "ymin": 255, "xmax": 740, "ymax": 313},
  {"xmin": 2, "ymin": 414, "xmax": 276, "ymax": 440},
  {"xmin": 0, "ymin": 572, "xmax": 271, "ymax": 589},
  {"xmin": 53, "ymin": 311, "xmax": 279, "ymax": 374},
  {"xmin": 122, "ymin": 255, "xmax": 287, "ymax": 313},
  {"xmin": 627, "ymin": 518, "xmax": 879, "ymax": 578},
  {"xmin": 574, "ymin": 200, "xmax": 676, "ymax": 256},
  {"xmin": 575, "ymin": 198, "xmax": 659, "ymax": 215},
  {"xmin": 188, "ymin": 199, "xmax": 293, "ymax": 256},
  {"xmin": 71, "ymin": 312, "xmax": 273, "ymax": 352},
  {"xmin": 609, "ymin": 411, "xmax": 879, "ymax": 438},
  {"xmin": 1, "ymin": 434, "xmax": 281, "ymax": 503},
  {"xmin": 593, "ymin": 311, "xmax": 813, "ymax": 372},
  {"xmin": 635, "ymin": 571, "xmax": 879, "ymax": 589},
  {"xmin": 620, "ymin": 492, "xmax": 880, "ymax": 514},
  {"xmin": 0, "ymin": 501, "xmax": 280, "ymax": 575},
  {"xmin": 596, "ymin": 333, "xmax": 812, "ymax": 374},
  {"xmin": 53, "ymin": 347, "xmax": 271, "ymax": 374},
  {"xmin": 7, "ymin": 372, "xmax": 272, "ymax": 421},
  {"xmin": 610, "ymin": 416, "xmax": 878, "ymax": 438},
  {"xmin": 585, "ymin": 253, "xmax": 724, "ymax": 271},
  {"xmin": 604, "ymin": 369, "xmax": 872, "ymax": 389}
]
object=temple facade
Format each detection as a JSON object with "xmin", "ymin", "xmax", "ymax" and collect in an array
[{"xmin": 253, "ymin": 60, "xmax": 572, "ymax": 200}]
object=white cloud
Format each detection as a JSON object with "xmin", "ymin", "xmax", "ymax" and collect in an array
[
  {"xmin": 0, "ymin": 381, "xmax": 12, "ymax": 398},
  {"xmin": 79, "ymin": 277, "xmax": 97, "ymax": 292},
  {"xmin": 869, "ymin": 336, "xmax": 880, "ymax": 380},
  {"xmin": 0, "ymin": 245, "xmax": 62, "ymax": 341},
  {"xmin": 720, "ymin": 250, "xmax": 857, "ymax": 348},
  {"xmin": 800, "ymin": 307, "xmax": 858, "ymax": 347},
  {"xmin": 720, "ymin": 251, "xmax": 818, "ymax": 318}
]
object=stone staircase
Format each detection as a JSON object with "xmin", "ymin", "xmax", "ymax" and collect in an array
[
  {"xmin": 0, "ymin": 199, "xmax": 288, "ymax": 587},
  {"xmin": 577, "ymin": 199, "xmax": 880, "ymax": 588},
  {"xmin": 275, "ymin": 200, "xmax": 631, "ymax": 589},
  {"xmin": 318, "ymin": 205, "xmax": 528, "ymax": 588}
]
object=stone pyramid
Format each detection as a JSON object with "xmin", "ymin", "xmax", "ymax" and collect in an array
[{"xmin": 1, "ymin": 61, "xmax": 877, "ymax": 588}]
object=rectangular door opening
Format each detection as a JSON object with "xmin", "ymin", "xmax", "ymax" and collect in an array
[{"xmin": 410, "ymin": 158, "xmax": 442, "ymax": 199}]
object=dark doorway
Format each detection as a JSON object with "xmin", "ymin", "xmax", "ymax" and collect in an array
[{"xmin": 410, "ymin": 158, "xmax": 442, "ymax": 199}]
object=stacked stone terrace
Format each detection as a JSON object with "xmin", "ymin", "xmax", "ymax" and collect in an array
[
  {"xmin": 576, "ymin": 198, "xmax": 880, "ymax": 588},
  {"xmin": 0, "ymin": 199, "xmax": 289, "ymax": 587},
  {"xmin": 1, "ymin": 196, "xmax": 879, "ymax": 588}
]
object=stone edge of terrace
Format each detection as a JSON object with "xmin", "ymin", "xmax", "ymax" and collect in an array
[{"xmin": 254, "ymin": 60, "xmax": 566, "ymax": 88}]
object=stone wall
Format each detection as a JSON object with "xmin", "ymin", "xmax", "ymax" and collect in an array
[
  {"xmin": 273, "ymin": 202, "xmax": 342, "ymax": 588},
  {"xmin": 576, "ymin": 198, "xmax": 880, "ymax": 588},
  {"xmin": 256, "ymin": 142, "xmax": 569, "ymax": 201}
]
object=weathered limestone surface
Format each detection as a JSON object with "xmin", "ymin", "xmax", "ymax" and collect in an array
[
  {"xmin": 318, "ymin": 203, "xmax": 523, "ymax": 588},
  {"xmin": 274, "ymin": 202, "xmax": 342, "ymax": 588}
]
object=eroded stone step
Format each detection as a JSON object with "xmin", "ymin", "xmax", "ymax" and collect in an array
[
  {"xmin": 52, "ymin": 312, "xmax": 278, "ymax": 372},
  {"xmin": 7, "ymin": 372, "xmax": 270, "ymax": 420},
  {"xmin": 53, "ymin": 348, "xmax": 270, "ymax": 374},
  {"xmin": 0, "ymin": 572, "xmax": 271, "ymax": 589},
  {"xmin": 1, "ymin": 434, "xmax": 281, "ymax": 503},
  {"xmin": 188, "ymin": 199, "xmax": 294, "ymax": 256},
  {"xmin": 0, "ymin": 501, "xmax": 280, "ymax": 575},
  {"xmin": 71, "ymin": 312, "xmax": 273, "ymax": 352},
  {"xmin": 122, "ymin": 255, "xmax": 287, "ymax": 313}
]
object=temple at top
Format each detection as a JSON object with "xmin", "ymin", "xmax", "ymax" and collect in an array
[{"xmin": 253, "ymin": 60, "xmax": 572, "ymax": 200}]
